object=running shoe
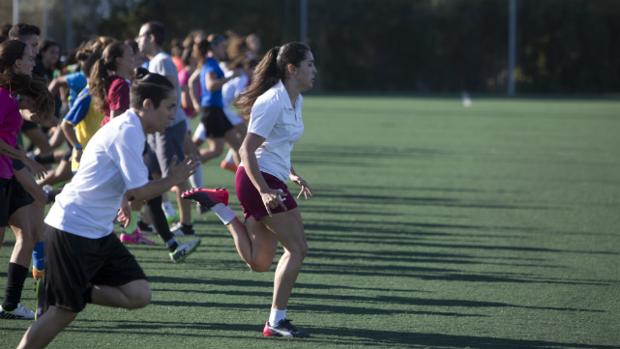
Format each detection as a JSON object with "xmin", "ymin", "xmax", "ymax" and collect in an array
[
  {"xmin": 120, "ymin": 228, "xmax": 156, "ymax": 245},
  {"xmin": 219, "ymin": 159, "xmax": 238, "ymax": 173},
  {"xmin": 171, "ymin": 222, "xmax": 196, "ymax": 237},
  {"xmin": 0, "ymin": 304, "xmax": 35, "ymax": 320},
  {"xmin": 137, "ymin": 220, "xmax": 155, "ymax": 233},
  {"xmin": 263, "ymin": 319, "xmax": 310, "ymax": 338},
  {"xmin": 169, "ymin": 239, "xmax": 201, "ymax": 263},
  {"xmin": 181, "ymin": 188, "xmax": 229, "ymax": 212}
]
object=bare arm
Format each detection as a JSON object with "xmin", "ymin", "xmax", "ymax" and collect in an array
[
  {"xmin": 48, "ymin": 76, "xmax": 68, "ymax": 97},
  {"xmin": 188, "ymin": 69, "xmax": 202, "ymax": 112},
  {"xmin": 60, "ymin": 119, "xmax": 80, "ymax": 148},
  {"xmin": 0, "ymin": 139, "xmax": 47, "ymax": 179},
  {"xmin": 124, "ymin": 156, "xmax": 197, "ymax": 204},
  {"xmin": 205, "ymin": 71, "xmax": 237, "ymax": 93}
]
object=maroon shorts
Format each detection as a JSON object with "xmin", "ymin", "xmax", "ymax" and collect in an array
[{"xmin": 235, "ymin": 166, "xmax": 297, "ymax": 221}]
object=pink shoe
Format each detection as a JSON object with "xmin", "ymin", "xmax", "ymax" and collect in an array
[{"xmin": 120, "ymin": 228, "xmax": 156, "ymax": 245}]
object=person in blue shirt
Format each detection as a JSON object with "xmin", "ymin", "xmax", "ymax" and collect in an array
[{"xmin": 197, "ymin": 34, "xmax": 242, "ymax": 166}]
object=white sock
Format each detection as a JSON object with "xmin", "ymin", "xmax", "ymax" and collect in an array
[
  {"xmin": 189, "ymin": 168, "xmax": 203, "ymax": 188},
  {"xmin": 211, "ymin": 203, "xmax": 236, "ymax": 225},
  {"xmin": 224, "ymin": 149, "xmax": 234, "ymax": 163},
  {"xmin": 269, "ymin": 308, "xmax": 287, "ymax": 326}
]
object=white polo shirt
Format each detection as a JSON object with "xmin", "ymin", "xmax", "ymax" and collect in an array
[
  {"xmin": 45, "ymin": 109, "xmax": 149, "ymax": 239},
  {"xmin": 245, "ymin": 80, "xmax": 304, "ymax": 182},
  {"xmin": 148, "ymin": 52, "xmax": 186, "ymax": 127}
]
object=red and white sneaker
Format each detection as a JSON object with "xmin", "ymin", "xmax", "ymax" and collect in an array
[
  {"xmin": 263, "ymin": 319, "xmax": 309, "ymax": 338},
  {"xmin": 182, "ymin": 188, "xmax": 229, "ymax": 212}
]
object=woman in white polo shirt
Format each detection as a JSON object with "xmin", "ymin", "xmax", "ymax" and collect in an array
[{"xmin": 184, "ymin": 42, "xmax": 316, "ymax": 338}]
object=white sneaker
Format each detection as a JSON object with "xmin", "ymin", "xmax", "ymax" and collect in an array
[
  {"xmin": 0, "ymin": 303, "xmax": 35, "ymax": 320},
  {"xmin": 169, "ymin": 239, "xmax": 201, "ymax": 263}
]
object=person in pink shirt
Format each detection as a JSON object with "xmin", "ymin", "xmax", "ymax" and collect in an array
[{"xmin": 0, "ymin": 39, "xmax": 54, "ymax": 319}]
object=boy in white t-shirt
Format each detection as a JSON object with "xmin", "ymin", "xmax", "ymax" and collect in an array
[{"xmin": 16, "ymin": 72, "xmax": 203, "ymax": 349}]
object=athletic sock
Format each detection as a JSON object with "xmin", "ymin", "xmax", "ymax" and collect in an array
[
  {"xmin": 189, "ymin": 168, "xmax": 204, "ymax": 188},
  {"xmin": 211, "ymin": 203, "xmax": 236, "ymax": 225},
  {"xmin": 145, "ymin": 195, "xmax": 175, "ymax": 244},
  {"xmin": 165, "ymin": 238, "xmax": 179, "ymax": 252},
  {"xmin": 224, "ymin": 149, "xmax": 234, "ymax": 163},
  {"xmin": 2, "ymin": 263, "xmax": 28, "ymax": 311},
  {"xmin": 32, "ymin": 241, "xmax": 45, "ymax": 271},
  {"xmin": 137, "ymin": 219, "xmax": 151, "ymax": 231},
  {"xmin": 181, "ymin": 223, "xmax": 194, "ymax": 234},
  {"xmin": 269, "ymin": 308, "xmax": 287, "ymax": 327}
]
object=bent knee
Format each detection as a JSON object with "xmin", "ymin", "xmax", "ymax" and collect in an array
[
  {"xmin": 127, "ymin": 286, "xmax": 151, "ymax": 309},
  {"xmin": 127, "ymin": 292, "xmax": 151, "ymax": 310},
  {"xmin": 249, "ymin": 261, "xmax": 272, "ymax": 273},
  {"xmin": 290, "ymin": 243, "xmax": 309, "ymax": 259}
]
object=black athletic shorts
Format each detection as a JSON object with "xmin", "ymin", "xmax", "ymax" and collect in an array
[
  {"xmin": 201, "ymin": 106, "xmax": 233, "ymax": 138},
  {"xmin": 21, "ymin": 120, "xmax": 38, "ymax": 132},
  {"xmin": 44, "ymin": 226, "xmax": 147, "ymax": 313},
  {"xmin": 0, "ymin": 176, "xmax": 35, "ymax": 227}
]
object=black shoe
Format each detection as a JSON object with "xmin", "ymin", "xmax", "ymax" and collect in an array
[{"xmin": 263, "ymin": 319, "xmax": 310, "ymax": 338}]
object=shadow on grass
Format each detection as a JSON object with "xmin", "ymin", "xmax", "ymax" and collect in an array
[
  {"xmin": 300, "ymin": 264, "xmax": 614, "ymax": 286},
  {"xmin": 148, "ymin": 275, "xmax": 421, "ymax": 294},
  {"xmin": 150, "ymin": 299, "xmax": 485, "ymax": 317},
  {"xmin": 310, "ymin": 327, "xmax": 619, "ymax": 349},
  {"xmin": 306, "ymin": 193, "xmax": 565, "ymax": 211},
  {"xmin": 151, "ymin": 287, "xmax": 600, "ymax": 314},
  {"xmin": 40, "ymin": 319, "xmax": 619, "ymax": 349}
]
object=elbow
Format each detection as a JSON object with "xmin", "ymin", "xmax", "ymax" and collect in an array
[{"xmin": 238, "ymin": 144, "xmax": 249, "ymax": 162}]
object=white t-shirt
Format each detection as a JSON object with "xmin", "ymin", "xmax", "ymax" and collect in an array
[
  {"xmin": 148, "ymin": 52, "xmax": 186, "ymax": 127},
  {"xmin": 222, "ymin": 73, "xmax": 247, "ymax": 126},
  {"xmin": 45, "ymin": 110, "xmax": 149, "ymax": 239},
  {"xmin": 244, "ymin": 80, "xmax": 304, "ymax": 182}
]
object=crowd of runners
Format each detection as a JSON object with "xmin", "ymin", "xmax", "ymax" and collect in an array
[{"xmin": 0, "ymin": 20, "xmax": 317, "ymax": 348}]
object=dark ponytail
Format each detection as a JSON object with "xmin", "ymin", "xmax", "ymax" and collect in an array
[
  {"xmin": 235, "ymin": 42, "xmax": 309, "ymax": 118},
  {"xmin": 89, "ymin": 41, "xmax": 125, "ymax": 114}
]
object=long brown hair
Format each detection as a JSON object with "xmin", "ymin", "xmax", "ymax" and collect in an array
[
  {"xmin": 235, "ymin": 42, "xmax": 309, "ymax": 118},
  {"xmin": 89, "ymin": 41, "xmax": 125, "ymax": 114},
  {"xmin": 0, "ymin": 40, "xmax": 54, "ymax": 121}
]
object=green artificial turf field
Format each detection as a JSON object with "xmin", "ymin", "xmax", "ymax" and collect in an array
[{"xmin": 1, "ymin": 96, "xmax": 619, "ymax": 348}]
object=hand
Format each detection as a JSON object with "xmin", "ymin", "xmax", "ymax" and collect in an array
[
  {"xmin": 289, "ymin": 173, "xmax": 313, "ymax": 200},
  {"xmin": 24, "ymin": 157, "xmax": 47, "ymax": 180},
  {"xmin": 260, "ymin": 188, "xmax": 287, "ymax": 216},
  {"xmin": 169, "ymin": 155, "xmax": 198, "ymax": 184},
  {"xmin": 117, "ymin": 195, "xmax": 131, "ymax": 228}
]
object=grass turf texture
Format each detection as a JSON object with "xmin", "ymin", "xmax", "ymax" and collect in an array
[{"xmin": 1, "ymin": 96, "xmax": 619, "ymax": 348}]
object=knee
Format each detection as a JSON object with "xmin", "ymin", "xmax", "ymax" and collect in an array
[
  {"xmin": 288, "ymin": 242, "xmax": 308, "ymax": 261},
  {"xmin": 127, "ymin": 286, "xmax": 151, "ymax": 310},
  {"xmin": 249, "ymin": 261, "xmax": 272, "ymax": 273}
]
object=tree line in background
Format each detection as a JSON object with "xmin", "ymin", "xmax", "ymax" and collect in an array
[{"xmin": 38, "ymin": 0, "xmax": 620, "ymax": 93}]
